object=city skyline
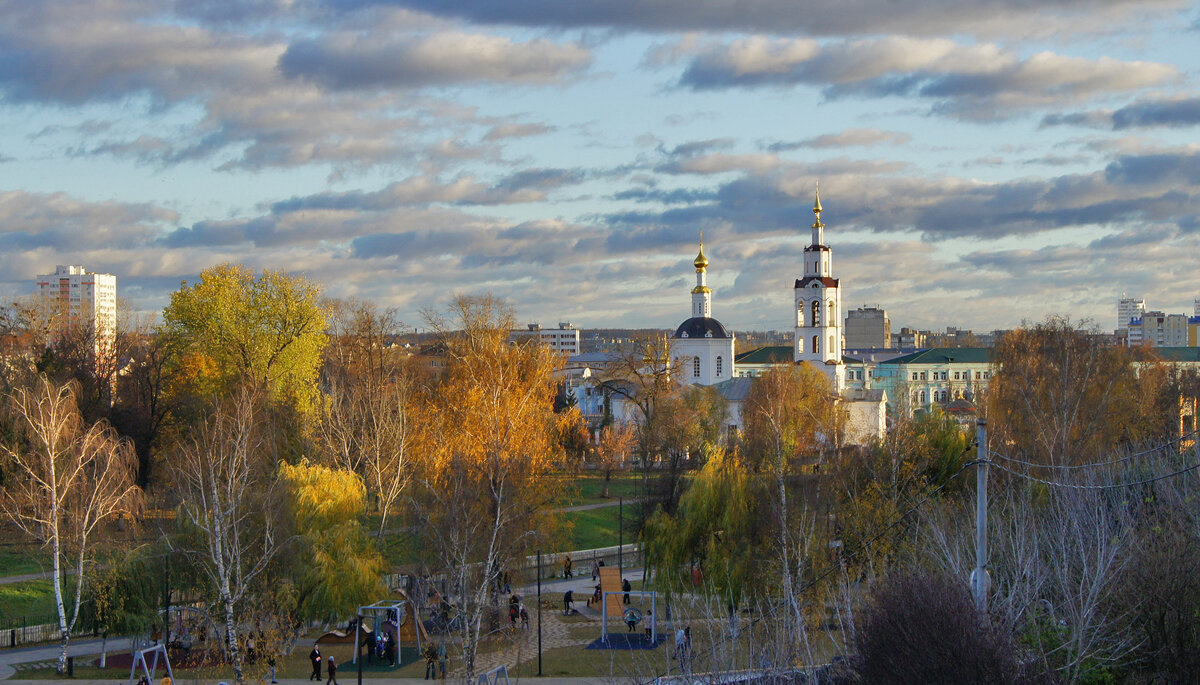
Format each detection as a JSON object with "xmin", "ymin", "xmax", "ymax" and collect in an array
[{"xmin": 1, "ymin": 1, "xmax": 1198, "ymax": 332}]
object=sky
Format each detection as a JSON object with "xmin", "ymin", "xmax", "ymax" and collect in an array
[{"xmin": 1, "ymin": 0, "xmax": 1199, "ymax": 334}]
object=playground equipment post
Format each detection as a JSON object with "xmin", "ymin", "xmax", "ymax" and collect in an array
[{"xmin": 618, "ymin": 497, "xmax": 623, "ymax": 570}]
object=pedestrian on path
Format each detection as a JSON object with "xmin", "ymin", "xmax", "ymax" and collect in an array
[
  {"xmin": 437, "ymin": 641, "xmax": 448, "ymax": 679},
  {"xmin": 326, "ymin": 656, "xmax": 338, "ymax": 685},
  {"xmin": 563, "ymin": 589, "xmax": 574, "ymax": 615},
  {"xmin": 424, "ymin": 642, "xmax": 438, "ymax": 679},
  {"xmin": 622, "ymin": 578, "xmax": 631, "ymax": 604},
  {"xmin": 309, "ymin": 644, "xmax": 322, "ymax": 681}
]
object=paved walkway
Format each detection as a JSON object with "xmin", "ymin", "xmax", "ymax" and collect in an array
[
  {"xmin": 0, "ymin": 570, "xmax": 63, "ymax": 586},
  {"xmin": 0, "ymin": 636, "xmax": 134, "ymax": 680}
]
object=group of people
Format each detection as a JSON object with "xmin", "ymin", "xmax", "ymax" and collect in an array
[
  {"xmin": 308, "ymin": 645, "xmax": 337, "ymax": 684},
  {"xmin": 508, "ymin": 593, "xmax": 530, "ymax": 629},
  {"xmin": 422, "ymin": 641, "xmax": 449, "ymax": 680}
]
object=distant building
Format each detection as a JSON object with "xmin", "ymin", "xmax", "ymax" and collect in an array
[
  {"xmin": 1118, "ymin": 294, "xmax": 1145, "ymax": 332},
  {"xmin": 844, "ymin": 306, "xmax": 891, "ymax": 349},
  {"xmin": 34, "ymin": 264, "xmax": 117, "ymax": 357},
  {"xmin": 510, "ymin": 322, "xmax": 581, "ymax": 355},
  {"xmin": 1128, "ymin": 312, "xmax": 1200, "ymax": 347},
  {"xmin": 893, "ymin": 327, "xmax": 926, "ymax": 349}
]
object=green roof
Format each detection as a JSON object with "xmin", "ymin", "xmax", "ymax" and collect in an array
[
  {"xmin": 734, "ymin": 345, "xmax": 793, "ymax": 365},
  {"xmin": 1147, "ymin": 347, "xmax": 1200, "ymax": 362},
  {"xmin": 880, "ymin": 347, "xmax": 993, "ymax": 365}
]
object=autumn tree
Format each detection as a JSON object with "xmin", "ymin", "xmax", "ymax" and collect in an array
[
  {"xmin": 592, "ymin": 423, "xmax": 637, "ymax": 498},
  {"xmin": 275, "ymin": 460, "xmax": 386, "ymax": 649},
  {"xmin": 988, "ymin": 316, "xmax": 1149, "ymax": 466},
  {"xmin": 740, "ymin": 364, "xmax": 843, "ymax": 635},
  {"xmin": 412, "ymin": 295, "xmax": 566, "ymax": 683},
  {"xmin": 0, "ymin": 376, "xmax": 140, "ymax": 673},
  {"xmin": 171, "ymin": 391, "xmax": 284, "ymax": 685},
  {"xmin": 162, "ymin": 263, "xmax": 328, "ymax": 413}
]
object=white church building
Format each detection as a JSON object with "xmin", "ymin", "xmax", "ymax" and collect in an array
[{"xmin": 576, "ymin": 188, "xmax": 886, "ymax": 446}]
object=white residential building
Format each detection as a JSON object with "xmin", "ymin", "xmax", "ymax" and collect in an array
[
  {"xmin": 34, "ymin": 265, "xmax": 117, "ymax": 354},
  {"xmin": 1118, "ymin": 294, "xmax": 1145, "ymax": 332}
]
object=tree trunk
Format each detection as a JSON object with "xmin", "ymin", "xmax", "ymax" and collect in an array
[
  {"xmin": 602, "ymin": 470, "xmax": 612, "ymax": 498},
  {"xmin": 100, "ymin": 634, "xmax": 107, "ymax": 668},
  {"xmin": 222, "ymin": 593, "xmax": 244, "ymax": 685}
]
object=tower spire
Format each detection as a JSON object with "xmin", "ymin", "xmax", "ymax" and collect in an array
[{"xmin": 811, "ymin": 182, "xmax": 825, "ymax": 246}]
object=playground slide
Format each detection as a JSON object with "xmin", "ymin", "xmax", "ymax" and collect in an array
[{"xmin": 598, "ymin": 566, "xmax": 623, "ymax": 618}]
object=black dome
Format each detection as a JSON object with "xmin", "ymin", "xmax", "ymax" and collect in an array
[{"xmin": 673, "ymin": 317, "xmax": 732, "ymax": 339}]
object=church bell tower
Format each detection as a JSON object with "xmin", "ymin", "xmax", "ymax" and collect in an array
[{"xmin": 793, "ymin": 187, "xmax": 844, "ymax": 390}]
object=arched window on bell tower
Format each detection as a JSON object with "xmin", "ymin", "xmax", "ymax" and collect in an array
[
  {"xmin": 811, "ymin": 300, "xmax": 820, "ymax": 327},
  {"xmin": 813, "ymin": 335, "xmax": 820, "ymax": 354},
  {"xmin": 693, "ymin": 356, "xmax": 701, "ymax": 377},
  {"xmin": 716, "ymin": 356, "xmax": 723, "ymax": 377}
]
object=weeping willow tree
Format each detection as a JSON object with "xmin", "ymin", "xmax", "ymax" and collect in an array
[
  {"xmin": 276, "ymin": 460, "xmax": 386, "ymax": 652},
  {"xmin": 643, "ymin": 447, "xmax": 768, "ymax": 608}
]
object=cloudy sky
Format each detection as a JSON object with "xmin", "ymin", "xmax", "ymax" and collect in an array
[{"xmin": 1, "ymin": 0, "xmax": 1198, "ymax": 333}]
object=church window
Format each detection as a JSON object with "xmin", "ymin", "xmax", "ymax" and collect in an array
[
  {"xmin": 920, "ymin": 391, "xmax": 926, "ymax": 403},
  {"xmin": 797, "ymin": 337, "xmax": 804, "ymax": 353},
  {"xmin": 811, "ymin": 300, "xmax": 820, "ymax": 326},
  {"xmin": 716, "ymin": 356, "xmax": 723, "ymax": 376},
  {"xmin": 912, "ymin": 372, "xmax": 918, "ymax": 381},
  {"xmin": 827, "ymin": 300, "xmax": 835, "ymax": 321},
  {"xmin": 693, "ymin": 357, "xmax": 701, "ymax": 377},
  {"xmin": 681, "ymin": 332, "xmax": 688, "ymax": 338},
  {"xmin": 813, "ymin": 335, "xmax": 820, "ymax": 354},
  {"xmin": 829, "ymin": 335, "xmax": 835, "ymax": 353}
]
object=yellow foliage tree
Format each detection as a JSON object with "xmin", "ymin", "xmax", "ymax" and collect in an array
[
  {"xmin": 278, "ymin": 460, "xmax": 386, "ymax": 641},
  {"xmin": 162, "ymin": 263, "xmax": 328, "ymax": 413}
]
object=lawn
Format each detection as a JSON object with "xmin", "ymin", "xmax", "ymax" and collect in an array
[
  {"xmin": 0, "ymin": 546, "xmax": 50, "ymax": 577},
  {"xmin": 562, "ymin": 505, "xmax": 625, "ymax": 551},
  {"xmin": 0, "ymin": 579, "xmax": 59, "ymax": 621},
  {"xmin": 569, "ymin": 474, "xmax": 645, "ymax": 505}
]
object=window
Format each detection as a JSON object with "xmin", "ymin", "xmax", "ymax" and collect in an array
[
  {"xmin": 828, "ymin": 300, "xmax": 835, "ymax": 322},
  {"xmin": 797, "ymin": 337, "xmax": 804, "ymax": 353},
  {"xmin": 920, "ymin": 391, "xmax": 926, "ymax": 403},
  {"xmin": 912, "ymin": 372, "xmax": 919, "ymax": 381},
  {"xmin": 921, "ymin": 372, "xmax": 928, "ymax": 380},
  {"xmin": 693, "ymin": 357, "xmax": 701, "ymax": 377},
  {"xmin": 975, "ymin": 372, "xmax": 981, "ymax": 380},
  {"xmin": 716, "ymin": 356, "xmax": 723, "ymax": 377},
  {"xmin": 811, "ymin": 300, "xmax": 820, "ymax": 327},
  {"xmin": 813, "ymin": 335, "xmax": 820, "ymax": 354},
  {"xmin": 954, "ymin": 371, "xmax": 960, "ymax": 380}
]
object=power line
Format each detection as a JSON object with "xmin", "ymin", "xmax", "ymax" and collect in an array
[
  {"xmin": 987, "ymin": 457, "xmax": 1200, "ymax": 490},
  {"xmin": 987, "ymin": 427, "xmax": 1200, "ymax": 470}
]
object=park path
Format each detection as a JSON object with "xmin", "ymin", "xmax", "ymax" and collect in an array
[
  {"xmin": 554, "ymin": 498, "xmax": 646, "ymax": 513},
  {"xmin": 0, "ymin": 570, "xmax": 60, "ymax": 586}
]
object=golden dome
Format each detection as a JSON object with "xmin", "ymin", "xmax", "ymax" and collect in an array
[{"xmin": 694, "ymin": 243, "xmax": 709, "ymax": 271}]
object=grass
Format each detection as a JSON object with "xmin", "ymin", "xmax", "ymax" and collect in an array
[
  {"xmin": 0, "ymin": 579, "xmax": 59, "ymax": 620},
  {"xmin": 569, "ymin": 475, "xmax": 645, "ymax": 505},
  {"xmin": 0, "ymin": 548, "xmax": 50, "ymax": 577},
  {"xmin": 562, "ymin": 505, "xmax": 623, "ymax": 550}
]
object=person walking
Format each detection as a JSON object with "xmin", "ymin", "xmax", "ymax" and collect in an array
[
  {"xmin": 326, "ymin": 656, "xmax": 338, "ymax": 685},
  {"xmin": 424, "ymin": 642, "xmax": 438, "ymax": 679},
  {"xmin": 309, "ymin": 644, "xmax": 322, "ymax": 681},
  {"xmin": 563, "ymin": 589, "xmax": 574, "ymax": 615},
  {"xmin": 622, "ymin": 578, "xmax": 631, "ymax": 604},
  {"xmin": 437, "ymin": 641, "xmax": 448, "ymax": 679},
  {"xmin": 267, "ymin": 654, "xmax": 278, "ymax": 684}
]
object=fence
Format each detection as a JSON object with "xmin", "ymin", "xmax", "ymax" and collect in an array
[{"xmin": 1, "ymin": 613, "xmax": 64, "ymax": 648}]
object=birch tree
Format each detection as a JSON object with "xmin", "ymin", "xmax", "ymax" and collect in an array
[
  {"xmin": 172, "ymin": 391, "xmax": 283, "ymax": 685},
  {"xmin": 0, "ymin": 376, "xmax": 140, "ymax": 673}
]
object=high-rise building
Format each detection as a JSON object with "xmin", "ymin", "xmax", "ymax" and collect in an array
[
  {"xmin": 794, "ymin": 189, "xmax": 844, "ymax": 390},
  {"xmin": 1117, "ymin": 294, "xmax": 1145, "ymax": 332},
  {"xmin": 845, "ymin": 306, "xmax": 891, "ymax": 349},
  {"xmin": 34, "ymin": 265, "xmax": 117, "ymax": 355}
]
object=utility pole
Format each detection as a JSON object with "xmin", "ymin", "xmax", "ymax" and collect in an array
[
  {"xmin": 537, "ymin": 550, "xmax": 543, "ymax": 676},
  {"xmin": 972, "ymin": 418, "xmax": 989, "ymax": 613},
  {"xmin": 618, "ymin": 496, "xmax": 623, "ymax": 571}
]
